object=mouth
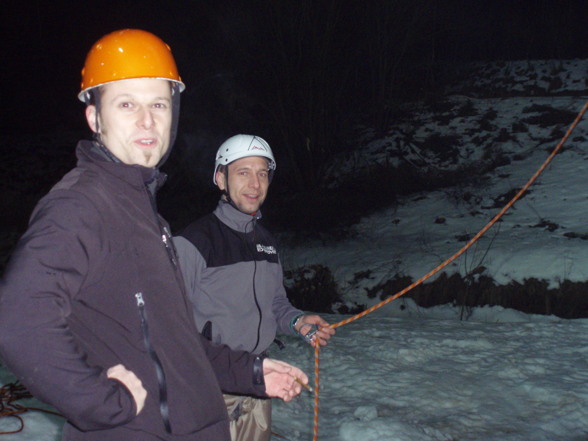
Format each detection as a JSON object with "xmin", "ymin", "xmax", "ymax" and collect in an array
[{"xmin": 136, "ymin": 138, "xmax": 157, "ymax": 148}]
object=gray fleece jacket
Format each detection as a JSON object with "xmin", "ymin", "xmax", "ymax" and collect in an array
[{"xmin": 174, "ymin": 200, "xmax": 302, "ymax": 354}]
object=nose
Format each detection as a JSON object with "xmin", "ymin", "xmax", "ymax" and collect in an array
[
  {"xmin": 138, "ymin": 107, "xmax": 154, "ymax": 130},
  {"xmin": 249, "ymin": 174, "xmax": 260, "ymax": 188}
]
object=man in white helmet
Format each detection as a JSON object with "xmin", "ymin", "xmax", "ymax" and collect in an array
[
  {"xmin": 0, "ymin": 31, "xmax": 308, "ymax": 441},
  {"xmin": 174, "ymin": 134, "xmax": 335, "ymax": 441}
]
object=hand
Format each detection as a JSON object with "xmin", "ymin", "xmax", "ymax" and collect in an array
[
  {"xmin": 295, "ymin": 314, "xmax": 336, "ymax": 347},
  {"xmin": 262, "ymin": 358, "xmax": 309, "ymax": 402},
  {"xmin": 107, "ymin": 364, "xmax": 147, "ymax": 415}
]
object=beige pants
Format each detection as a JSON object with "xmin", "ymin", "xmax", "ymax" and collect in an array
[{"xmin": 224, "ymin": 394, "xmax": 272, "ymax": 441}]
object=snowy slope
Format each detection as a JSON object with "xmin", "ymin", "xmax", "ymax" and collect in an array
[{"xmin": 283, "ymin": 60, "xmax": 588, "ymax": 311}]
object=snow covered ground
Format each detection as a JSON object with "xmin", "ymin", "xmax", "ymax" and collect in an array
[
  {"xmin": 1, "ymin": 59, "xmax": 588, "ymax": 440},
  {"xmin": 273, "ymin": 304, "xmax": 588, "ymax": 441},
  {"xmin": 2, "ymin": 304, "xmax": 588, "ymax": 441}
]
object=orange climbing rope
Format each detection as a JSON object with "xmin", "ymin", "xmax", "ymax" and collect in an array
[
  {"xmin": 311, "ymin": 100, "xmax": 588, "ymax": 441},
  {"xmin": 313, "ymin": 344, "xmax": 320, "ymax": 439}
]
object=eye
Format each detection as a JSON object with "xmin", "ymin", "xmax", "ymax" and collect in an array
[
  {"xmin": 153, "ymin": 102, "xmax": 168, "ymax": 109},
  {"xmin": 118, "ymin": 101, "xmax": 133, "ymax": 109}
]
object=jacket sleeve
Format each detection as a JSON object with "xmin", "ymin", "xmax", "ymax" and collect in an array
[
  {"xmin": 272, "ymin": 258, "xmax": 304, "ymax": 336},
  {"xmin": 198, "ymin": 332, "xmax": 267, "ymax": 397},
  {"xmin": 0, "ymin": 191, "xmax": 136, "ymax": 430},
  {"xmin": 173, "ymin": 236, "xmax": 199, "ymax": 311}
]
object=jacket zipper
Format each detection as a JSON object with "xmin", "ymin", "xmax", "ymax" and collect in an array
[
  {"xmin": 145, "ymin": 180, "xmax": 178, "ymax": 270},
  {"xmin": 140, "ymin": 170, "xmax": 177, "ymax": 432},
  {"xmin": 161, "ymin": 224, "xmax": 178, "ymax": 268},
  {"xmin": 246, "ymin": 217, "xmax": 263, "ymax": 354},
  {"xmin": 135, "ymin": 292, "xmax": 172, "ymax": 433}
]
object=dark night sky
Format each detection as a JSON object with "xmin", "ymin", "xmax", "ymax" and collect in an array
[
  {"xmin": 1, "ymin": 0, "xmax": 588, "ymax": 232},
  {"xmin": 2, "ymin": 1, "xmax": 588, "ymax": 138},
  {"xmin": 2, "ymin": 0, "xmax": 215, "ymax": 135}
]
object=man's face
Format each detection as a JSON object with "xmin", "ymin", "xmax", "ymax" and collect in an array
[
  {"xmin": 85, "ymin": 78, "xmax": 172, "ymax": 168},
  {"xmin": 217, "ymin": 156, "xmax": 270, "ymax": 214}
]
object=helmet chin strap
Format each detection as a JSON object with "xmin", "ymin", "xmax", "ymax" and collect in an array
[
  {"xmin": 90, "ymin": 90, "xmax": 121, "ymax": 163},
  {"xmin": 221, "ymin": 169, "xmax": 237, "ymax": 209},
  {"xmin": 92, "ymin": 89, "xmax": 102, "ymax": 144}
]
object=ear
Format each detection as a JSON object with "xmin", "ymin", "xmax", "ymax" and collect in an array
[
  {"xmin": 85, "ymin": 105, "xmax": 98, "ymax": 133},
  {"xmin": 216, "ymin": 170, "xmax": 227, "ymax": 191}
]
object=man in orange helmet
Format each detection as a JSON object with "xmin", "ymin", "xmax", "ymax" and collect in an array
[{"xmin": 0, "ymin": 29, "xmax": 308, "ymax": 441}]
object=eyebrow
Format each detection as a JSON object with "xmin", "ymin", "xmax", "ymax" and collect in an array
[
  {"xmin": 109, "ymin": 94, "xmax": 171, "ymax": 103},
  {"xmin": 234, "ymin": 166, "xmax": 269, "ymax": 172}
]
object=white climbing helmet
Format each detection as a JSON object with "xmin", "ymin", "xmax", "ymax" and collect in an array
[{"xmin": 213, "ymin": 134, "xmax": 276, "ymax": 185}]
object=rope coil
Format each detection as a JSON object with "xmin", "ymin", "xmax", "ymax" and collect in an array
[
  {"xmin": 0, "ymin": 381, "xmax": 62, "ymax": 435},
  {"xmin": 311, "ymin": 100, "xmax": 588, "ymax": 441},
  {"xmin": 0, "ymin": 381, "xmax": 31, "ymax": 435}
]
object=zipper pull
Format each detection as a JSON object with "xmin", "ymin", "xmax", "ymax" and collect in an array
[
  {"xmin": 135, "ymin": 292, "xmax": 145, "ymax": 307},
  {"xmin": 161, "ymin": 226, "xmax": 178, "ymax": 268}
]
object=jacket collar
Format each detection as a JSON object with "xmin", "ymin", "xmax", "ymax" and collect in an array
[
  {"xmin": 214, "ymin": 199, "xmax": 261, "ymax": 233},
  {"xmin": 76, "ymin": 140, "xmax": 167, "ymax": 193}
]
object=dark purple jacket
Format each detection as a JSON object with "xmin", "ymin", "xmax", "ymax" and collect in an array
[{"xmin": 0, "ymin": 141, "xmax": 265, "ymax": 440}]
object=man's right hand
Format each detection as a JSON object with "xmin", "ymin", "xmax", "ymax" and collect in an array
[
  {"xmin": 107, "ymin": 364, "xmax": 147, "ymax": 415},
  {"xmin": 262, "ymin": 358, "xmax": 308, "ymax": 402},
  {"xmin": 295, "ymin": 314, "xmax": 336, "ymax": 347}
]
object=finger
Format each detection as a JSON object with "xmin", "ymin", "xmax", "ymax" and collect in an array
[
  {"xmin": 294, "ymin": 383, "xmax": 302, "ymax": 394},
  {"xmin": 319, "ymin": 325, "xmax": 335, "ymax": 335},
  {"xmin": 313, "ymin": 332, "xmax": 329, "ymax": 346},
  {"xmin": 285, "ymin": 384, "xmax": 300, "ymax": 401},
  {"xmin": 317, "ymin": 329, "xmax": 331, "ymax": 339},
  {"xmin": 281, "ymin": 384, "xmax": 293, "ymax": 401},
  {"xmin": 291, "ymin": 369, "xmax": 308, "ymax": 385}
]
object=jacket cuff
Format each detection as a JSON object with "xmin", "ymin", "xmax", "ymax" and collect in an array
[
  {"xmin": 252, "ymin": 354, "xmax": 267, "ymax": 386},
  {"xmin": 289, "ymin": 313, "xmax": 305, "ymax": 334}
]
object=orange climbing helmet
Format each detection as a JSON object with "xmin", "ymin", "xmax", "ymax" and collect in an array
[{"xmin": 78, "ymin": 29, "xmax": 185, "ymax": 102}]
